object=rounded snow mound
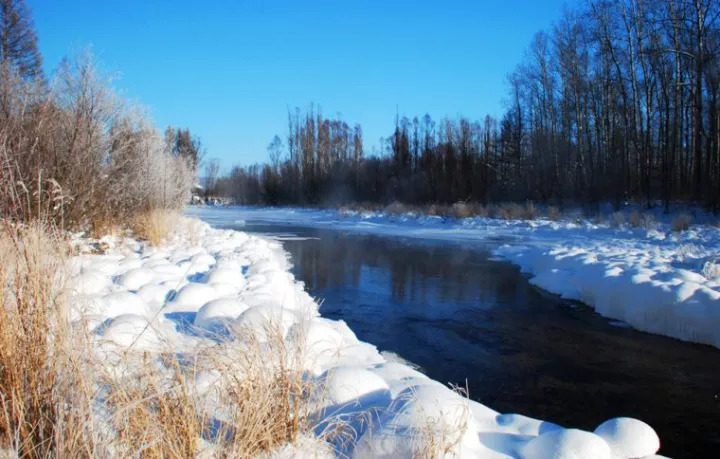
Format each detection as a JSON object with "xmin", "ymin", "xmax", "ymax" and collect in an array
[
  {"xmin": 287, "ymin": 319, "xmax": 344, "ymax": 361},
  {"xmin": 101, "ymin": 291, "xmax": 148, "ymax": 319},
  {"xmin": 323, "ymin": 366, "xmax": 390, "ymax": 405},
  {"xmin": 522, "ymin": 428, "xmax": 611, "ymax": 459},
  {"xmin": 72, "ymin": 270, "xmax": 111, "ymax": 295},
  {"xmin": 102, "ymin": 314, "xmax": 162, "ymax": 348},
  {"xmin": 202, "ymin": 267, "xmax": 245, "ymax": 288},
  {"xmin": 354, "ymin": 384, "xmax": 481, "ymax": 457},
  {"xmin": 233, "ymin": 305, "xmax": 300, "ymax": 341},
  {"xmin": 117, "ymin": 267, "xmax": 155, "ymax": 290},
  {"xmin": 174, "ymin": 282, "xmax": 221, "ymax": 309},
  {"xmin": 593, "ymin": 417, "xmax": 660, "ymax": 458},
  {"xmin": 194, "ymin": 298, "xmax": 248, "ymax": 330},
  {"xmin": 136, "ymin": 283, "xmax": 175, "ymax": 306}
]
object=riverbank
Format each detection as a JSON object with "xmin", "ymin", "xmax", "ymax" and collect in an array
[
  {"xmin": 57, "ymin": 214, "xmax": 666, "ymax": 457},
  {"xmin": 189, "ymin": 206, "xmax": 720, "ymax": 350}
]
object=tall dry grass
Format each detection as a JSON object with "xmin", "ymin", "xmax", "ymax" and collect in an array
[
  {"xmin": 0, "ymin": 221, "xmax": 324, "ymax": 456},
  {"xmin": 672, "ymin": 213, "xmax": 693, "ymax": 232},
  {"xmin": 0, "ymin": 222, "xmax": 84, "ymax": 457},
  {"xmin": 130, "ymin": 209, "xmax": 179, "ymax": 246},
  {"xmin": 100, "ymin": 322, "xmax": 318, "ymax": 457}
]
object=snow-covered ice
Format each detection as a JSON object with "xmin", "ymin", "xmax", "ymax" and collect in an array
[{"xmin": 67, "ymin": 215, "xmax": 668, "ymax": 457}]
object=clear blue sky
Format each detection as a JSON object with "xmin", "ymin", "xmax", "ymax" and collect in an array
[{"xmin": 28, "ymin": 0, "xmax": 574, "ymax": 170}]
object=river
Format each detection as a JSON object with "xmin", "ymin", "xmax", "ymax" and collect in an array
[{"xmin": 189, "ymin": 206, "xmax": 720, "ymax": 457}]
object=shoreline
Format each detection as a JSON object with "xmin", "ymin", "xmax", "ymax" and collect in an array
[{"xmin": 69, "ymin": 215, "xmax": 664, "ymax": 457}]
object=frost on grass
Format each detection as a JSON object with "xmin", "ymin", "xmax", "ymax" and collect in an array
[{"xmin": 51, "ymin": 215, "xmax": 666, "ymax": 457}]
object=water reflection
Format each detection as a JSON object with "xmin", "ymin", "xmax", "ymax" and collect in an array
[
  {"xmin": 292, "ymin": 230, "xmax": 519, "ymax": 308},
  {"xmin": 218, "ymin": 221, "xmax": 720, "ymax": 457}
]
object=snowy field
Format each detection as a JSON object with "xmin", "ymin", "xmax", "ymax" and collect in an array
[
  {"xmin": 66, "ymin": 213, "xmax": 670, "ymax": 457},
  {"xmin": 188, "ymin": 206, "xmax": 720, "ymax": 350}
]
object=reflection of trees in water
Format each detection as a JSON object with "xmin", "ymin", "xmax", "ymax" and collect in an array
[{"xmin": 289, "ymin": 235, "xmax": 521, "ymax": 304}]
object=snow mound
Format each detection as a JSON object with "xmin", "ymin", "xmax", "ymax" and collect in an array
[
  {"xmin": 102, "ymin": 314, "xmax": 162, "ymax": 349},
  {"xmin": 594, "ymin": 417, "xmax": 660, "ymax": 458},
  {"xmin": 174, "ymin": 282, "xmax": 221, "ymax": 308},
  {"xmin": 194, "ymin": 298, "xmax": 248, "ymax": 330},
  {"xmin": 101, "ymin": 291, "xmax": 148, "ymax": 319},
  {"xmin": 71, "ymin": 270, "xmax": 111, "ymax": 295},
  {"xmin": 522, "ymin": 428, "xmax": 611, "ymax": 459},
  {"xmin": 323, "ymin": 366, "xmax": 390, "ymax": 405},
  {"xmin": 117, "ymin": 267, "xmax": 156, "ymax": 290}
]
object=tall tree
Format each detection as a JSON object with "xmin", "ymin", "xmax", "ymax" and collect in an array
[{"xmin": 0, "ymin": 0, "xmax": 42, "ymax": 79}]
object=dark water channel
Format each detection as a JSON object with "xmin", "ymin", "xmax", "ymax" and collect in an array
[{"xmin": 203, "ymin": 212, "xmax": 720, "ymax": 457}]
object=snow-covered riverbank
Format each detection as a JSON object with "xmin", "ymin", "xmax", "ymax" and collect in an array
[
  {"xmin": 68, "ymin": 215, "xmax": 665, "ymax": 458},
  {"xmin": 189, "ymin": 206, "xmax": 720, "ymax": 350}
]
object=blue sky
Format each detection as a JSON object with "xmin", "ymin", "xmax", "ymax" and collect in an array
[{"xmin": 29, "ymin": 0, "xmax": 574, "ymax": 169}]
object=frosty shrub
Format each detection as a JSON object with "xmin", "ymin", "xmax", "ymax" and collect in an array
[
  {"xmin": 611, "ymin": 211, "xmax": 626, "ymax": 228},
  {"xmin": 546, "ymin": 206, "xmax": 561, "ymax": 221},
  {"xmin": 385, "ymin": 201, "xmax": 409, "ymax": 215},
  {"xmin": 451, "ymin": 202, "xmax": 472, "ymax": 219},
  {"xmin": 672, "ymin": 214, "xmax": 693, "ymax": 232},
  {"xmin": 629, "ymin": 211, "xmax": 656, "ymax": 229},
  {"xmin": 496, "ymin": 202, "xmax": 538, "ymax": 220},
  {"xmin": 0, "ymin": 51, "xmax": 194, "ymax": 231},
  {"xmin": 427, "ymin": 204, "xmax": 451, "ymax": 217}
]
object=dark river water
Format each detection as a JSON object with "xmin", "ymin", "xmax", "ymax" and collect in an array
[{"xmin": 197, "ymin": 209, "xmax": 720, "ymax": 457}]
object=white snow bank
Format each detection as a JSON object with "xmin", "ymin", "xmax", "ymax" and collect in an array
[
  {"xmin": 68, "ymin": 216, "xmax": 665, "ymax": 458},
  {"xmin": 495, "ymin": 233, "xmax": 720, "ymax": 348}
]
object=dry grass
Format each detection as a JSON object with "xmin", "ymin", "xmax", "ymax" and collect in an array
[
  {"xmin": 0, "ymin": 220, "xmax": 324, "ymax": 457},
  {"xmin": 96, "ymin": 316, "xmax": 319, "ymax": 458},
  {"xmin": 496, "ymin": 202, "xmax": 538, "ymax": 221},
  {"xmin": 450, "ymin": 202, "xmax": 488, "ymax": 219},
  {"xmin": 672, "ymin": 213, "xmax": 693, "ymax": 232},
  {"xmin": 629, "ymin": 211, "xmax": 656, "ymax": 229},
  {"xmin": 0, "ymin": 222, "xmax": 67, "ymax": 456},
  {"xmin": 546, "ymin": 206, "xmax": 561, "ymax": 221},
  {"xmin": 410, "ymin": 385, "xmax": 471, "ymax": 458},
  {"xmin": 426, "ymin": 204, "xmax": 450, "ymax": 217},
  {"xmin": 384, "ymin": 202, "xmax": 410, "ymax": 215},
  {"xmin": 131, "ymin": 209, "xmax": 179, "ymax": 246}
]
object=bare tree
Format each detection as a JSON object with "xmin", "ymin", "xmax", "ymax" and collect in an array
[{"xmin": 203, "ymin": 157, "xmax": 220, "ymax": 197}]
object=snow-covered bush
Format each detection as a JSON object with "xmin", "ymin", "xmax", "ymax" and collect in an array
[{"xmin": 0, "ymin": 51, "xmax": 194, "ymax": 231}]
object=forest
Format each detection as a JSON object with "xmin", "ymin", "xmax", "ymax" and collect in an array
[{"xmin": 217, "ymin": 0, "xmax": 720, "ymax": 213}]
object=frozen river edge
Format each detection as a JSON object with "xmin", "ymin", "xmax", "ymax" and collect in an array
[{"xmin": 70, "ymin": 216, "xmax": 665, "ymax": 458}]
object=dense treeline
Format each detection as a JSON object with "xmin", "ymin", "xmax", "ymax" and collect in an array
[
  {"xmin": 219, "ymin": 0, "xmax": 720, "ymax": 212},
  {"xmin": 0, "ymin": 0, "xmax": 200, "ymax": 229}
]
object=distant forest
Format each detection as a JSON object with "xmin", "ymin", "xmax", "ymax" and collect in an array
[{"xmin": 217, "ymin": 0, "xmax": 720, "ymax": 212}]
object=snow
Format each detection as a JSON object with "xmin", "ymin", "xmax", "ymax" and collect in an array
[
  {"xmin": 188, "ymin": 206, "xmax": 720, "ymax": 349},
  {"xmin": 594, "ymin": 418, "xmax": 660, "ymax": 459},
  {"xmin": 67, "ymin": 215, "xmax": 667, "ymax": 458},
  {"xmin": 521, "ymin": 429, "xmax": 611, "ymax": 459}
]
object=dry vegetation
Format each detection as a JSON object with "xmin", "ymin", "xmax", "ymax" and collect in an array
[
  {"xmin": 0, "ymin": 55, "xmax": 194, "ymax": 234},
  {"xmin": 672, "ymin": 213, "xmax": 693, "ymax": 232},
  {"xmin": 131, "ymin": 209, "xmax": 179, "ymax": 246},
  {"xmin": 0, "ymin": 222, "xmax": 68, "ymax": 456},
  {"xmin": 0, "ymin": 217, "xmax": 323, "ymax": 456}
]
